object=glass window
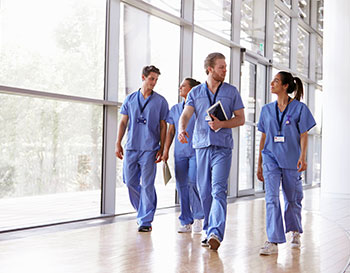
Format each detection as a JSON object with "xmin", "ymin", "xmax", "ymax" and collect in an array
[
  {"xmin": 0, "ymin": 0, "xmax": 106, "ymax": 99},
  {"xmin": 117, "ymin": 3, "xmax": 180, "ymax": 213},
  {"xmin": 194, "ymin": 0, "xmax": 232, "ymax": 40},
  {"xmin": 297, "ymin": 26, "xmax": 310, "ymax": 77},
  {"xmin": 298, "ymin": 0, "xmax": 309, "ymax": 22},
  {"xmin": 280, "ymin": 0, "xmax": 291, "ymax": 9},
  {"xmin": 312, "ymin": 135, "xmax": 322, "ymax": 185},
  {"xmin": 0, "ymin": 93, "xmax": 102, "ymax": 230},
  {"xmin": 273, "ymin": 9, "xmax": 291, "ymax": 68},
  {"xmin": 140, "ymin": 0, "xmax": 181, "ymax": 16},
  {"xmin": 240, "ymin": 0, "xmax": 266, "ymax": 55},
  {"xmin": 192, "ymin": 33, "xmax": 231, "ymax": 83},
  {"xmin": 317, "ymin": 0, "xmax": 324, "ymax": 34},
  {"xmin": 239, "ymin": 125, "xmax": 255, "ymax": 191},
  {"xmin": 313, "ymin": 87, "xmax": 323, "ymax": 134},
  {"xmin": 240, "ymin": 62, "xmax": 256, "ymax": 123},
  {"xmin": 316, "ymin": 36, "xmax": 323, "ymax": 84}
]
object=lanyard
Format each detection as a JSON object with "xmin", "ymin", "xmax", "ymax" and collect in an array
[
  {"xmin": 182, "ymin": 101, "xmax": 185, "ymax": 110},
  {"xmin": 205, "ymin": 82, "xmax": 223, "ymax": 106},
  {"xmin": 138, "ymin": 89, "xmax": 153, "ymax": 115},
  {"xmin": 275, "ymin": 97, "xmax": 291, "ymax": 134}
]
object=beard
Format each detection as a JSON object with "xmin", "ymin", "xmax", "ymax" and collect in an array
[{"xmin": 212, "ymin": 71, "xmax": 225, "ymax": 82}]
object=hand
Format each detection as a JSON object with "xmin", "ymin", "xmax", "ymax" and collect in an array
[
  {"xmin": 257, "ymin": 165, "xmax": 264, "ymax": 182},
  {"xmin": 208, "ymin": 114, "xmax": 222, "ymax": 131},
  {"xmin": 178, "ymin": 131, "xmax": 189, "ymax": 144},
  {"xmin": 155, "ymin": 149, "xmax": 163, "ymax": 163},
  {"xmin": 297, "ymin": 158, "xmax": 307, "ymax": 172},
  {"xmin": 115, "ymin": 143, "xmax": 124, "ymax": 160},
  {"xmin": 162, "ymin": 151, "xmax": 169, "ymax": 162}
]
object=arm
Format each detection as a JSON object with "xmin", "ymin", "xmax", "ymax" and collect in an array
[
  {"xmin": 257, "ymin": 132, "xmax": 266, "ymax": 182},
  {"xmin": 155, "ymin": 119, "xmax": 167, "ymax": 163},
  {"xmin": 178, "ymin": 105, "xmax": 195, "ymax": 143},
  {"xmin": 162, "ymin": 124, "xmax": 175, "ymax": 162},
  {"xmin": 115, "ymin": 114, "xmax": 129, "ymax": 160},
  {"xmin": 208, "ymin": 108, "xmax": 245, "ymax": 131},
  {"xmin": 297, "ymin": 131, "xmax": 308, "ymax": 172}
]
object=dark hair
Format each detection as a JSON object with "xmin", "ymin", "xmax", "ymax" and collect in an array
[
  {"xmin": 184, "ymin": 78, "xmax": 201, "ymax": 88},
  {"xmin": 204, "ymin": 52, "xmax": 225, "ymax": 75},
  {"xmin": 278, "ymin": 71, "xmax": 304, "ymax": 101},
  {"xmin": 142, "ymin": 65, "xmax": 161, "ymax": 77}
]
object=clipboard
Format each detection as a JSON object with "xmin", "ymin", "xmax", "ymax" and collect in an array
[{"xmin": 162, "ymin": 161, "xmax": 172, "ymax": 185}]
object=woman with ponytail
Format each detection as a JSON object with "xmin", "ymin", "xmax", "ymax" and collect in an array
[
  {"xmin": 162, "ymin": 78, "xmax": 204, "ymax": 234},
  {"xmin": 257, "ymin": 71, "xmax": 316, "ymax": 255}
]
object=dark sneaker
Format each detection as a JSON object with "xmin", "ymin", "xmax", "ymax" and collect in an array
[
  {"xmin": 201, "ymin": 238, "xmax": 209, "ymax": 247},
  {"xmin": 138, "ymin": 226, "xmax": 152, "ymax": 232},
  {"xmin": 208, "ymin": 234, "xmax": 221, "ymax": 250}
]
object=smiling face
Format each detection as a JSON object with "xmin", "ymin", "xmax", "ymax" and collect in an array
[
  {"xmin": 179, "ymin": 79, "xmax": 192, "ymax": 99},
  {"xmin": 209, "ymin": 58, "xmax": 227, "ymax": 82},
  {"xmin": 271, "ymin": 73, "xmax": 288, "ymax": 95},
  {"xmin": 142, "ymin": 72, "xmax": 159, "ymax": 91}
]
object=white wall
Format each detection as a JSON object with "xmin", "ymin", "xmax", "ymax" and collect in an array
[{"xmin": 322, "ymin": 0, "xmax": 350, "ymax": 197}]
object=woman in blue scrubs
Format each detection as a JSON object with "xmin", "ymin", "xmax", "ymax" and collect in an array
[
  {"xmin": 162, "ymin": 78, "xmax": 204, "ymax": 234},
  {"xmin": 257, "ymin": 71, "xmax": 316, "ymax": 255}
]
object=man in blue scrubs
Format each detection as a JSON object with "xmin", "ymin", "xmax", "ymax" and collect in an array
[
  {"xmin": 178, "ymin": 53, "xmax": 245, "ymax": 250},
  {"xmin": 115, "ymin": 65, "xmax": 169, "ymax": 232}
]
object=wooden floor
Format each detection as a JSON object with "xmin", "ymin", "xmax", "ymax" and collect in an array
[{"xmin": 0, "ymin": 187, "xmax": 350, "ymax": 273}]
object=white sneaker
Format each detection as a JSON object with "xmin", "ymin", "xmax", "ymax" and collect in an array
[
  {"xmin": 193, "ymin": 219, "xmax": 203, "ymax": 234},
  {"xmin": 259, "ymin": 241, "xmax": 278, "ymax": 255},
  {"xmin": 291, "ymin": 231, "xmax": 301, "ymax": 248},
  {"xmin": 178, "ymin": 224, "xmax": 192, "ymax": 233}
]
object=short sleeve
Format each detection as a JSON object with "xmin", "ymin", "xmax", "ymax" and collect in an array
[
  {"xmin": 185, "ymin": 89, "xmax": 195, "ymax": 107},
  {"xmin": 159, "ymin": 98, "xmax": 169, "ymax": 121},
  {"xmin": 232, "ymin": 87, "xmax": 245, "ymax": 111},
  {"xmin": 257, "ymin": 107, "xmax": 266, "ymax": 133},
  {"xmin": 298, "ymin": 104, "xmax": 316, "ymax": 133},
  {"xmin": 166, "ymin": 106, "xmax": 176, "ymax": 124},
  {"xmin": 120, "ymin": 96, "xmax": 129, "ymax": 115}
]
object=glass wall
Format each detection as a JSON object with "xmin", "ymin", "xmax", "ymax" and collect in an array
[
  {"xmin": 0, "ymin": 0, "xmax": 105, "ymax": 99},
  {"xmin": 140, "ymin": 0, "xmax": 181, "ymax": 16},
  {"xmin": 240, "ymin": 0, "xmax": 266, "ymax": 55},
  {"xmin": 297, "ymin": 26, "xmax": 310, "ymax": 77},
  {"xmin": 316, "ymin": 36, "xmax": 323, "ymax": 84},
  {"xmin": 194, "ymin": 0, "xmax": 232, "ymax": 39},
  {"xmin": 273, "ymin": 9, "xmax": 291, "ymax": 68},
  {"xmin": 298, "ymin": 0, "xmax": 309, "ymax": 23}
]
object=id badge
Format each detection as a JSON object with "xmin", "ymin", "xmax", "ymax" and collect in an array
[
  {"xmin": 137, "ymin": 116, "xmax": 147, "ymax": 124},
  {"xmin": 274, "ymin": 135, "xmax": 285, "ymax": 143},
  {"xmin": 205, "ymin": 115, "xmax": 212, "ymax": 121}
]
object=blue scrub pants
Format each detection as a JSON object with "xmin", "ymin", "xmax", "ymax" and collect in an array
[
  {"xmin": 263, "ymin": 161, "xmax": 304, "ymax": 243},
  {"xmin": 123, "ymin": 150, "xmax": 157, "ymax": 227},
  {"xmin": 174, "ymin": 155, "xmax": 204, "ymax": 226},
  {"xmin": 195, "ymin": 146, "xmax": 232, "ymax": 242}
]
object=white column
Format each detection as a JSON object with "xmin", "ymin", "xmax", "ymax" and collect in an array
[{"xmin": 321, "ymin": 0, "xmax": 350, "ymax": 197}]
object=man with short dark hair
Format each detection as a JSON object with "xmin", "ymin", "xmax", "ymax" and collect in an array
[
  {"xmin": 178, "ymin": 52, "xmax": 245, "ymax": 250},
  {"xmin": 116, "ymin": 65, "xmax": 169, "ymax": 232}
]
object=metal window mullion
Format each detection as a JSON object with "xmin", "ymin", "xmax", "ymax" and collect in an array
[{"xmin": 101, "ymin": 0, "xmax": 120, "ymax": 215}]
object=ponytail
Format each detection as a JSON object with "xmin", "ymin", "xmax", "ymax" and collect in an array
[{"xmin": 278, "ymin": 71, "xmax": 304, "ymax": 101}]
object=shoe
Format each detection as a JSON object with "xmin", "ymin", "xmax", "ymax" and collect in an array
[
  {"xmin": 201, "ymin": 238, "xmax": 209, "ymax": 247},
  {"xmin": 138, "ymin": 226, "xmax": 152, "ymax": 232},
  {"xmin": 193, "ymin": 219, "xmax": 203, "ymax": 234},
  {"xmin": 178, "ymin": 224, "xmax": 192, "ymax": 233},
  {"xmin": 208, "ymin": 234, "xmax": 221, "ymax": 250},
  {"xmin": 291, "ymin": 231, "xmax": 301, "ymax": 248},
  {"xmin": 259, "ymin": 241, "xmax": 278, "ymax": 255}
]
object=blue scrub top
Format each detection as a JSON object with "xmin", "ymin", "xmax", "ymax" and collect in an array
[
  {"xmin": 257, "ymin": 99, "xmax": 316, "ymax": 169},
  {"xmin": 167, "ymin": 102, "xmax": 195, "ymax": 157},
  {"xmin": 186, "ymin": 82, "xmax": 244, "ymax": 149},
  {"xmin": 120, "ymin": 90, "xmax": 169, "ymax": 151}
]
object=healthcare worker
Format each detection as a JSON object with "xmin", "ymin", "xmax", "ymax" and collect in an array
[
  {"xmin": 257, "ymin": 71, "xmax": 316, "ymax": 255},
  {"xmin": 162, "ymin": 78, "xmax": 204, "ymax": 234},
  {"xmin": 115, "ymin": 65, "xmax": 169, "ymax": 232},
  {"xmin": 178, "ymin": 52, "xmax": 245, "ymax": 250}
]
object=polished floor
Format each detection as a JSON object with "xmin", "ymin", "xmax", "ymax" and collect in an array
[{"xmin": 0, "ymin": 187, "xmax": 350, "ymax": 273}]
